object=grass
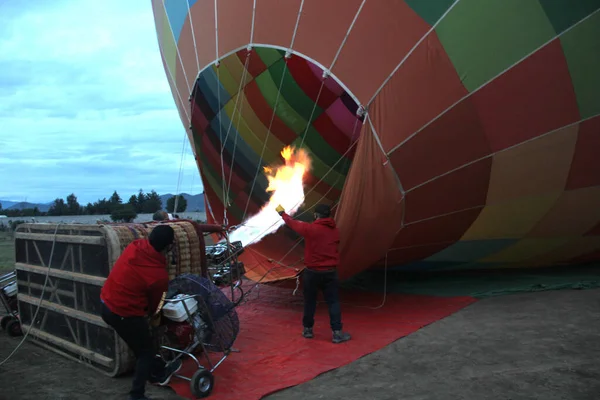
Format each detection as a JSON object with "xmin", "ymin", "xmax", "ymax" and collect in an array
[{"xmin": 0, "ymin": 231, "xmax": 15, "ymax": 276}]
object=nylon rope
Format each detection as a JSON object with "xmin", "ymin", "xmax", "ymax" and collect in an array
[
  {"xmin": 406, "ymin": 111, "xmax": 600, "ymax": 194},
  {"xmin": 0, "ymin": 223, "xmax": 61, "ymax": 366},
  {"xmin": 240, "ymin": 62, "xmax": 287, "ymax": 223},
  {"xmin": 328, "ymin": 0, "xmax": 367, "ymax": 71},
  {"xmin": 366, "ymin": 0, "xmax": 461, "ymax": 109},
  {"xmin": 217, "ymin": 119, "xmax": 361, "ymax": 283},
  {"xmin": 250, "ymin": 0, "xmax": 257, "ymax": 43},
  {"xmin": 240, "ymin": 0, "xmax": 305, "ymax": 223},
  {"xmin": 186, "ymin": 0, "xmax": 201, "ymax": 74},
  {"xmin": 212, "ymin": 0, "xmax": 228, "ymax": 226},
  {"xmin": 223, "ymin": 52, "xmax": 252, "ymax": 209},
  {"xmin": 161, "ymin": 0, "xmax": 192, "ymax": 91},
  {"xmin": 180, "ymin": 0, "xmax": 202, "ymax": 213},
  {"xmin": 161, "ymin": 0, "xmax": 201, "ymax": 213},
  {"xmin": 298, "ymin": 79, "xmax": 326, "ymax": 150}
]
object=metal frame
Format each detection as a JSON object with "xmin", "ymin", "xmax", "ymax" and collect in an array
[
  {"xmin": 158, "ymin": 293, "xmax": 240, "ymax": 396},
  {"xmin": 0, "ymin": 271, "xmax": 17, "ymax": 317}
]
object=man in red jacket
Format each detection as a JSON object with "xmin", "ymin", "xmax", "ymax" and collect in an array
[
  {"xmin": 100, "ymin": 224, "xmax": 182, "ymax": 400},
  {"xmin": 276, "ymin": 203, "xmax": 351, "ymax": 344}
]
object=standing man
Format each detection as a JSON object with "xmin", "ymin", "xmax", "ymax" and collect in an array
[
  {"xmin": 100, "ymin": 224, "xmax": 182, "ymax": 400},
  {"xmin": 276, "ymin": 203, "xmax": 351, "ymax": 344}
]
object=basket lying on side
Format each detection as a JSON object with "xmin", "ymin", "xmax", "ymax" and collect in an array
[{"xmin": 13, "ymin": 220, "xmax": 223, "ymax": 377}]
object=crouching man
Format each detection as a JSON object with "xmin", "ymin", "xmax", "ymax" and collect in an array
[
  {"xmin": 276, "ymin": 203, "xmax": 351, "ymax": 344},
  {"xmin": 100, "ymin": 224, "xmax": 182, "ymax": 400}
]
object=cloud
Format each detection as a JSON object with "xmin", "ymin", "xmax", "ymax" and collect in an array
[{"xmin": 0, "ymin": 0, "xmax": 202, "ymax": 204}]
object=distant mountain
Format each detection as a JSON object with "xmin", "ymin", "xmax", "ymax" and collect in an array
[
  {"xmin": 0, "ymin": 200, "xmax": 18, "ymax": 209},
  {"xmin": 2, "ymin": 201, "xmax": 51, "ymax": 212},
  {"xmin": 159, "ymin": 193, "xmax": 205, "ymax": 212}
]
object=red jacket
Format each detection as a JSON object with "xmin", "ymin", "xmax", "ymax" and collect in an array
[
  {"xmin": 281, "ymin": 213, "xmax": 340, "ymax": 270},
  {"xmin": 100, "ymin": 239, "xmax": 169, "ymax": 317}
]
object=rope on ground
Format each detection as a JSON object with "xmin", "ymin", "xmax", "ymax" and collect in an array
[{"xmin": 0, "ymin": 223, "xmax": 62, "ymax": 367}]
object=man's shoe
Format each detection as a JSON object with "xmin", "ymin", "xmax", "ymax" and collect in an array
[
  {"xmin": 302, "ymin": 327, "xmax": 314, "ymax": 339},
  {"xmin": 156, "ymin": 358, "xmax": 183, "ymax": 386},
  {"xmin": 332, "ymin": 330, "xmax": 351, "ymax": 344}
]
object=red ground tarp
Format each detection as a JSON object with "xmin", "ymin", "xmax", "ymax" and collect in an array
[{"xmin": 167, "ymin": 284, "xmax": 477, "ymax": 399}]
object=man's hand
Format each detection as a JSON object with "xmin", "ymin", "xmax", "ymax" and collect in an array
[{"xmin": 275, "ymin": 204, "xmax": 285, "ymax": 215}]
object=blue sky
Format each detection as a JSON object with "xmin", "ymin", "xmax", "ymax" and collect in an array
[{"xmin": 0, "ymin": 0, "xmax": 201, "ymax": 204}]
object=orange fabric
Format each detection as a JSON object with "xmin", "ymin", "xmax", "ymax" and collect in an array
[
  {"xmin": 186, "ymin": 0, "xmax": 217, "ymax": 72},
  {"xmin": 216, "ymin": 0, "xmax": 253, "ymax": 57},
  {"xmin": 253, "ymin": 0, "xmax": 301, "ymax": 48},
  {"xmin": 292, "ymin": 0, "xmax": 365, "ymax": 68},
  {"xmin": 370, "ymin": 33, "xmax": 468, "ymax": 152},
  {"xmin": 335, "ymin": 122, "xmax": 403, "ymax": 280},
  {"xmin": 240, "ymin": 234, "xmax": 304, "ymax": 282},
  {"xmin": 566, "ymin": 116, "xmax": 600, "ymax": 190},
  {"xmin": 331, "ymin": 0, "xmax": 430, "ymax": 104}
]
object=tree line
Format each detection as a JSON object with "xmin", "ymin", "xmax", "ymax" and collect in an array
[{"xmin": 0, "ymin": 190, "xmax": 188, "ymax": 219}]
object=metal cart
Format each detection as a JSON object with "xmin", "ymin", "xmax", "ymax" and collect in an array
[
  {"xmin": 157, "ymin": 290, "xmax": 239, "ymax": 398},
  {"xmin": 0, "ymin": 271, "xmax": 22, "ymax": 337}
]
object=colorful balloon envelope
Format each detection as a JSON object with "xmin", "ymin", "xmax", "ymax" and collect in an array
[{"xmin": 151, "ymin": 0, "xmax": 600, "ymax": 282}]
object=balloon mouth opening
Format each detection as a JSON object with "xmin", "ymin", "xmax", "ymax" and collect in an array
[{"xmin": 190, "ymin": 45, "xmax": 365, "ymax": 229}]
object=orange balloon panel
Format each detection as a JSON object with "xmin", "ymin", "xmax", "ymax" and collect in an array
[{"xmin": 152, "ymin": 1, "xmax": 600, "ymax": 280}]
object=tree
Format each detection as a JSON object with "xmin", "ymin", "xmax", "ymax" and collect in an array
[
  {"xmin": 109, "ymin": 191, "xmax": 122, "ymax": 209},
  {"xmin": 110, "ymin": 204, "xmax": 138, "ymax": 223},
  {"xmin": 92, "ymin": 198, "xmax": 112, "ymax": 215},
  {"xmin": 143, "ymin": 190, "xmax": 162, "ymax": 213},
  {"xmin": 85, "ymin": 202, "xmax": 95, "ymax": 215},
  {"xmin": 66, "ymin": 193, "xmax": 81, "ymax": 215},
  {"xmin": 127, "ymin": 195, "xmax": 138, "ymax": 211},
  {"xmin": 167, "ymin": 195, "xmax": 187, "ymax": 213},
  {"xmin": 135, "ymin": 189, "xmax": 146, "ymax": 213},
  {"xmin": 48, "ymin": 198, "xmax": 68, "ymax": 216}
]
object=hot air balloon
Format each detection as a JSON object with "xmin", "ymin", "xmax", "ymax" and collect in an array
[{"xmin": 151, "ymin": 0, "xmax": 600, "ymax": 283}]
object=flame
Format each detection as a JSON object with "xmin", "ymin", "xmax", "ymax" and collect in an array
[{"xmin": 228, "ymin": 146, "xmax": 311, "ymax": 247}]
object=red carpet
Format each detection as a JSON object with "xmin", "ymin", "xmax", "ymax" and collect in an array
[{"xmin": 168, "ymin": 284, "xmax": 477, "ymax": 399}]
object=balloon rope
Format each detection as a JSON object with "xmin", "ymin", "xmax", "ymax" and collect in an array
[
  {"xmin": 329, "ymin": 0, "xmax": 367, "ymax": 71},
  {"xmin": 298, "ymin": 79, "xmax": 326, "ymax": 150},
  {"xmin": 185, "ymin": 0, "xmax": 200, "ymax": 73},
  {"xmin": 249, "ymin": 0, "xmax": 257, "ymax": 44},
  {"xmin": 240, "ymin": 61, "xmax": 289, "ymax": 223},
  {"xmin": 385, "ymin": 7, "xmax": 600, "ymax": 158},
  {"xmin": 267, "ymin": 117, "xmax": 362, "ymax": 269},
  {"xmin": 366, "ymin": 0, "xmax": 461, "ymax": 109},
  {"xmin": 224, "ymin": 52, "xmax": 252, "ymax": 208}
]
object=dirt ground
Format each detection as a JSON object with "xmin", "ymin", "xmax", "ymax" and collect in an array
[{"xmin": 1, "ymin": 287, "xmax": 599, "ymax": 400}]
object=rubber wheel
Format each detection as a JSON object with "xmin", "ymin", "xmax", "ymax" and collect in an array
[
  {"xmin": 1, "ymin": 315, "xmax": 14, "ymax": 330},
  {"xmin": 6, "ymin": 319, "xmax": 23, "ymax": 337},
  {"xmin": 190, "ymin": 368, "xmax": 214, "ymax": 398}
]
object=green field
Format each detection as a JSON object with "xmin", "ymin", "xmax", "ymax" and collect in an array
[{"xmin": 0, "ymin": 231, "xmax": 15, "ymax": 276}]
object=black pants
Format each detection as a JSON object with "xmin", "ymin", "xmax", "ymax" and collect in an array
[
  {"xmin": 101, "ymin": 302, "xmax": 166, "ymax": 399},
  {"xmin": 302, "ymin": 268, "xmax": 343, "ymax": 331}
]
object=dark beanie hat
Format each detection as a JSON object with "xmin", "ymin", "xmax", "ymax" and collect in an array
[
  {"xmin": 314, "ymin": 203, "xmax": 331, "ymax": 217},
  {"xmin": 149, "ymin": 224, "xmax": 175, "ymax": 252}
]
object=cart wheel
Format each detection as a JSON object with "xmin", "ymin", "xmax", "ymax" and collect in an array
[
  {"xmin": 1, "ymin": 315, "xmax": 14, "ymax": 330},
  {"xmin": 190, "ymin": 368, "xmax": 214, "ymax": 398},
  {"xmin": 6, "ymin": 319, "xmax": 23, "ymax": 337}
]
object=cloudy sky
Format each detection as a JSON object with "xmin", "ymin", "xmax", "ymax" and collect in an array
[{"xmin": 0, "ymin": 0, "xmax": 201, "ymax": 205}]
